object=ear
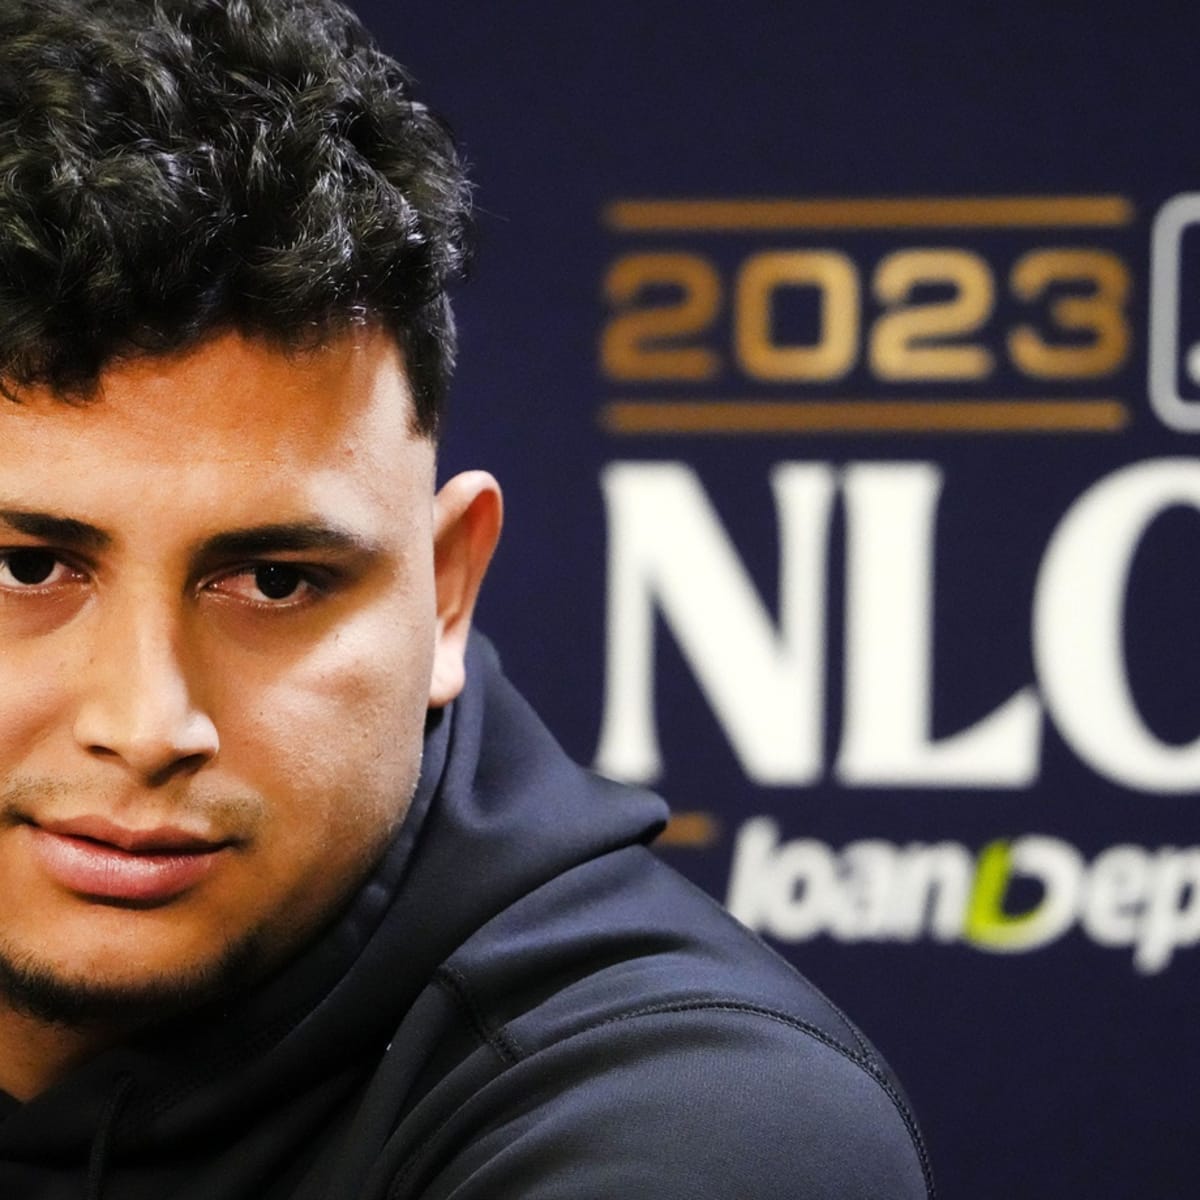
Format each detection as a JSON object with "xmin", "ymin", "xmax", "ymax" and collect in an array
[{"xmin": 428, "ymin": 470, "xmax": 503, "ymax": 707}]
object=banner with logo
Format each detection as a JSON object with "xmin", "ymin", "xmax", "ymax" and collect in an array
[{"xmin": 367, "ymin": 3, "xmax": 1198, "ymax": 1195}]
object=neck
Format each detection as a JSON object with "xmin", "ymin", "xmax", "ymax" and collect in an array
[{"xmin": 0, "ymin": 1001, "xmax": 119, "ymax": 1101}]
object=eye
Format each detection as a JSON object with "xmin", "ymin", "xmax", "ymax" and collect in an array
[
  {"xmin": 253, "ymin": 564, "xmax": 305, "ymax": 601},
  {"xmin": 0, "ymin": 549, "xmax": 80, "ymax": 589},
  {"xmin": 208, "ymin": 562, "xmax": 323, "ymax": 605}
]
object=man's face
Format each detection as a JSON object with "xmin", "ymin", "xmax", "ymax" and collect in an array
[{"xmin": 0, "ymin": 329, "xmax": 483, "ymax": 1023}]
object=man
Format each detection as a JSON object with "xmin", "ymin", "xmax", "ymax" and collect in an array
[{"xmin": 0, "ymin": 1, "xmax": 933, "ymax": 1196}]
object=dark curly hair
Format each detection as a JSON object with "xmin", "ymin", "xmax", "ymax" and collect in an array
[{"xmin": 0, "ymin": 0, "xmax": 470, "ymax": 435}]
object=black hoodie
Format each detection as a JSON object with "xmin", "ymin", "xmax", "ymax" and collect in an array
[{"xmin": 0, "ymin": 636, "xmax": 934, "ymax": 1199}]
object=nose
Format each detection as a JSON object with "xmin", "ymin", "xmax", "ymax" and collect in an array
[{"xmin": 72, "ymin": 598, "xmax": 219, "ymax": 783}]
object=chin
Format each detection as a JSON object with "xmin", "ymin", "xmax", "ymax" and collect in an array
[{"xmin": 0, "ymin": 927, "xmax": 267, "ymax": 1029}]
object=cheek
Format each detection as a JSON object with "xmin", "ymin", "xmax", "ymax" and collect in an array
[
  {"xmin": 211, "ymin": 604, "xmax": 436, "ymax": 818},
  {"xmin": 0, "ymin": 645, "xmax": 79, "ymax": 759}
]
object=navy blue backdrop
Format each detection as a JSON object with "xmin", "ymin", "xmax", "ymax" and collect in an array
[{"xmin": 357, "ymin": 4, "xmax": 1200, "ymax": 1196}]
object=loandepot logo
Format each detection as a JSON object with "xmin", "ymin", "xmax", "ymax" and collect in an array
[{"xmin": 727, "ymin": 818, "xmax": 1200, "ymax": 974}]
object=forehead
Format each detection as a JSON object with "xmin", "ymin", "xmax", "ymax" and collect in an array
[
  {"xmin": 0, "ymin": 329, "xmax": 434, "ymax": 538},
  {"xmin": 10, "ymin": 328, "xmax": 417, "ymax": 441},
  {"xmin": 4, "ymin": 329, "xmax": 418, "ymax": 455}
]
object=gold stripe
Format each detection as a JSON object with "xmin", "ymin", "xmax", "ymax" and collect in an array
[
  {"xmin": 601, "ymin": 399, "xmax": 1129, "ymax": 435},
  {"xmin": 656, "ymin": 811, "xmax": 722, "ymax": 849},
  {"xmin": 604, "ymin": 196, "xmax": 1134, "ymax": 232}
]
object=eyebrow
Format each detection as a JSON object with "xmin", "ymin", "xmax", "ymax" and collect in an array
[
  {"xmin": 197, "ymin": 522, "xmax": 381, "ymax": 560},
  {"xmin": 0, "ymin": 509, "xmax": 111, "ymax": 550},
  {"xmin": 0, "ymin": 510, "xmax": 380, "ymax": 560}
]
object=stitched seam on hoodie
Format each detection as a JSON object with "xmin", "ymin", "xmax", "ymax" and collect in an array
[
  {"xmin": 433, "ymin": 965, "xmax": 523, "ymax": 1065},
  {"xmin": 670, "ymin": 864, "xmax": 878, "ymax": 1065},
  {"xmin": 388, "ymin": 998, "xmax": 934, "ymax": 1200},
  {"xmin": 596, "ymin": 1000, "xmax": 935, "ymax": 1198},
  {"xmin": 812, "ymin": 992, "xmax": 875, "ymax": 1062}
]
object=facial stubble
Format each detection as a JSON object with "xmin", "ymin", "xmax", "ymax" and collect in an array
[
  {"xmin": 0, "ymin": 779, "xmax": 278, "ymax": 1029},
  {"xmin": 0, "ymin": 917, "xmax": 270, "ymax": 1028}
]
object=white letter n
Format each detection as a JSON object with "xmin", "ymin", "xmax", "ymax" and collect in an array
[{"xmin": 595, "ymin": 461, "xmax": 834, "ymax": 785}]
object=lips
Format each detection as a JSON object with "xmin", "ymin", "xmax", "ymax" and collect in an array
[{"xmin": 26, "ymin": 816, "xmax": 231, "ymax": 904}]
